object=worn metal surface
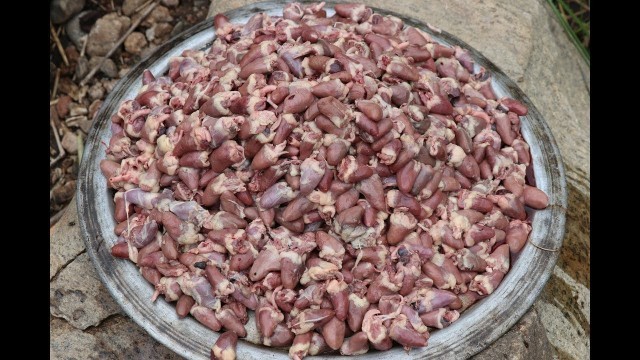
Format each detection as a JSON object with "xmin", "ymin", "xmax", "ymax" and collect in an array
[{"xmin": 77, "ymin": 1, "xmax": 567, "ymax": 359}]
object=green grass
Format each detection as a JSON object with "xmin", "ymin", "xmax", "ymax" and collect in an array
[{"xmin": 547, "ymin": 0, "xmax": 590, "ymax": 66}]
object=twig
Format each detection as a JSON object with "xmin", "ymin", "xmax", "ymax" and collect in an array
[
  {"xmin": 50, "ymin": 118, "xmax": 66, "ymax": 167},
  {"xmin": 50, "ymin": 204, "xmax": 67, "ymax": 228},
  {"xmin": 64, "ymin": 115, "xmax": 86, "ymax": 122},
  {"xmin": 50, "ymin": 21, "xmax": 69, "ymax": 67},
  {"xmin": 575, "ymin": 0, "xmax": 589, "ymax": 11},
  {"xmin": 50, "ymin": 99, "xmax": 59, "ymax": 106},
  {"xmin": 51, "ymin": 68, "xmax": 61, "ymax": 101},
  {"xmin": 573, "ymin": 8, "xmax": 588, "ymax": 17},
  {"xmin": 89, "ymin": 0, "xmax": 108, "ymax": 12},
  {"xmin": 80, "ymin": 0, "xmax": 160, "ymax": 86},
  {"xmin": 135, "ymin": 0, "xmax": 154, "ymax": 13},
  {"xmin": 79, "ymin": 35, "xmax": 88, "ymax": 58}
]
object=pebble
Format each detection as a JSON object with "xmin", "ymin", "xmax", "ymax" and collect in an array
[
  {"xmin": 65, "ymin": 11, "xmax": 90, "ymax": 49},
  {"xmin": 51, "ymin": 180, "xmax": 77, "ymax": 205},
  {"xmin": 122, "ymin": 0, "xmax": 148, "ymax": 16},
  {"xmin": 50, "ymin": 167, "xmax": 64, "ymax": 188},
  {"xmin": 162, "ymin": 0, "xmax": 180, "ymax": 7},
  {"xmin": 66, "ymin": 115, "xmax": 90, "ymax": 133},
  {"xmin": 102, "ymin": 79, "xmax": 119, "ymax": 93},
  {"xmin": 58, "ymin": 78, "xmax": 87, "ymax": 102},
  {"xmin": 89, "ymin": 57, "xmax": 119, "ymax": 78},
  {"xmin": 88, "ymin": 82, "xmax": 105, "ymax": 101},
  {"xmin": 118, "ymin": 67, "xmax": 131, "ymax": 78},
  {"xmin": 139, "ymin": 45, "xmax": 159, "ymax": 60},
  {"xmin": 89, "ymin": 100, "xmax": 103, "ymax": 119},
  {"xmin": 65, "ymin": 45, "xmax": 80, "ymax": 64},
  {"xmin": 61, "ymin": 131, "xmax": 79, "ymax": 155},
  {"xmin": 77, "ymin": 116, "xmax": 93, "ymax": 133},
  {"xmin": 143, "ymin": 5, "xmax": 174, "ymax": 26},
  {"xmin": 101, "ymin": 58, "xmax": 119, "ymax": 78},
  {"xmin": 75, "ymin": 57, "xmax": 89, "ymax": 80},
  {"xmin": 145, "ymin": 23, "xmax": 173, "ymax": 43},
  {"xmin": 69, "ymin": 103, "xmax": 88, "ymax": 117},
  {"xmin": 124, "ymin": 32, "xmax": 148, "ymax": 55},
  {"xmin": 170, "ymin": 21, "xmax": 186, "ymax": 37},
  {"xmin": 51, "ymin": 62, "xmax": 57, "ymax": 83},
  {"xmin": 56, "ymin": 96, "xmax": 73, "ymax": 118},
  {"xmin": 58, "ymin": 78, "xmax": 78, "ymax": 97},
  {"xmin": 86, "ymin": 13, "xmax": 131, "ymax": 57},
  {"xmin": 50, "ymin": 0, "xmax": 86, "ymax": 25}
]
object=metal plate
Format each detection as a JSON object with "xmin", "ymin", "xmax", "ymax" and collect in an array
[{"xmin": 77, "ymin": 1, "xmax": 567, "ymax": 358}]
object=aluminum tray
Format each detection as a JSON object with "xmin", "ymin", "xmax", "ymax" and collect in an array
[{"xmin": 77, "ymin": 1, "xmax": 567, "ymax": 358}]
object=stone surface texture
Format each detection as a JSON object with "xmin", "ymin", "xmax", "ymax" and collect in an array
[
  {"xmin": 125, "ymin": 31, "xmax": 149, "ymax": 55},
  {"xmin": 50, "ymin": 0, "xmax": 589, "ymax": 359},
  {"xmin": 51, "ymin": 0, "xmax": 86, "ymax": 24},
  {"xmin": 86, "ymin": 13, "xmax": 132, "ymax": 57},
  {"xmin": 50, "ymin": 251, "xmax": 121, "ymax": 329}
]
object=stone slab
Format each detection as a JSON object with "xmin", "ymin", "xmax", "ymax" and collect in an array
[{"xmin": 50, "ymin": 251, "xmax": 121, "ymax": 330}]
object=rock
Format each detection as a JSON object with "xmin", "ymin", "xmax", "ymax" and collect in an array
[
  {"xmin": 88, "ymin": 82, "xmax": 105, "ymax": 101},
  {"xmin": 56, "ymin": 96, "xmax": 73, "ymax": 118},
  {"xmin": 58, "ymin": 72, "xmax": 91, "ymax": 102},
  {"xmin": 61, "ymin": 130, "xmax": 79, "ymax": 154},
  {"xmin": 139, "ymin": 45, "xmax": 159, "ymax": 61},
  {"xmin": 50, "ymin": 0, "xmax": 86, "ymax": 24},
  {"xmin": 142, "ymin": 5, "xmax": 173, "ymax": 26},
  {"xmin": 50, "ymin": 61, "xmax": 57, "ymax": 83},
  {"xmin": 65, "ymin": 11, "xmax": 88, "ymax": 49},
  {"xmin": 145, "ymin": 23, "xmax": 173, "ymax": 43},
  {"xmin": 118, "ymin": 67, "xmax": 131, "ymax": 78},
  {"xmin": 58, "ymin": 78, "xmax": 79, "ymax": 99},
  {"xmin": 75, "ymin": 62, "xmax": 89, "ymax": 81},
  {"xmin": 78, "ymin": 117, "xmax": 93, "ymax": 133},
  {"xmin": 89, "ymin": 99, "xmax": 103, "ymax": 119},
  {"xmin": 51, "ymin": 167, "xmax": 64, "ymax": 187},
  {"xmin": 50, "ymin": 315, "xmax": 182, "ymax": 359},
  {"xmin": 51, "ymin": 180, "xmax": 77, "ymax": 206},
  {"xmin": 86, "ymin": 13, "xmax": 131, "ymax": 57},
  {"xmin": 122, "ymin": 0, "xmax": 148, "ymax": 16},
  {"xmin": 162, "ymin": 0, "xmax": 180, "ymax": 7},
  {"xmin": 89, "ymin": 57, "xmax": 119, "ymax": 78},
  {"xmin": 69, "ymin": 103, "xmax": 88, "ymax": 117},
  {"xmin": 102, "ymin": 79, "xmax": 119, "ymax": 93},
  {"xmin": 50, "ymin": 253, "xmax": 121, "ymax": 330},
  {"xmin": 170, "ymin": 20, "xmax": 186, "ymax": 37},
  {"xmin": 101, "ymin": 58, "xmax": 119, "ymax": 78},
  {"xmin": 50, "ymin": 200, "xmax": 84, "ymax": 279},
  {"xmin": 72, "ymin": 85, "xmax": 88, "ymax": 102},
  {"xmin": 65, "ymin": 45, "xmax": 80, "ymax": 64},
  {"xmin": 124, "ymin": 32, "xmax": 148, "ymax": 55},
  {"xmin": 64, "ymin": 157, "xmax": 80, "ymax": 178},
  {"xmin": 472, "ymin": 305, "xmax": 554, "ymax": 359}
]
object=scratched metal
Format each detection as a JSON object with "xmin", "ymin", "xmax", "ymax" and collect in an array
[{"xmin": 77, "ymin": 1, "xmax": 567, "ymax": 359}]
